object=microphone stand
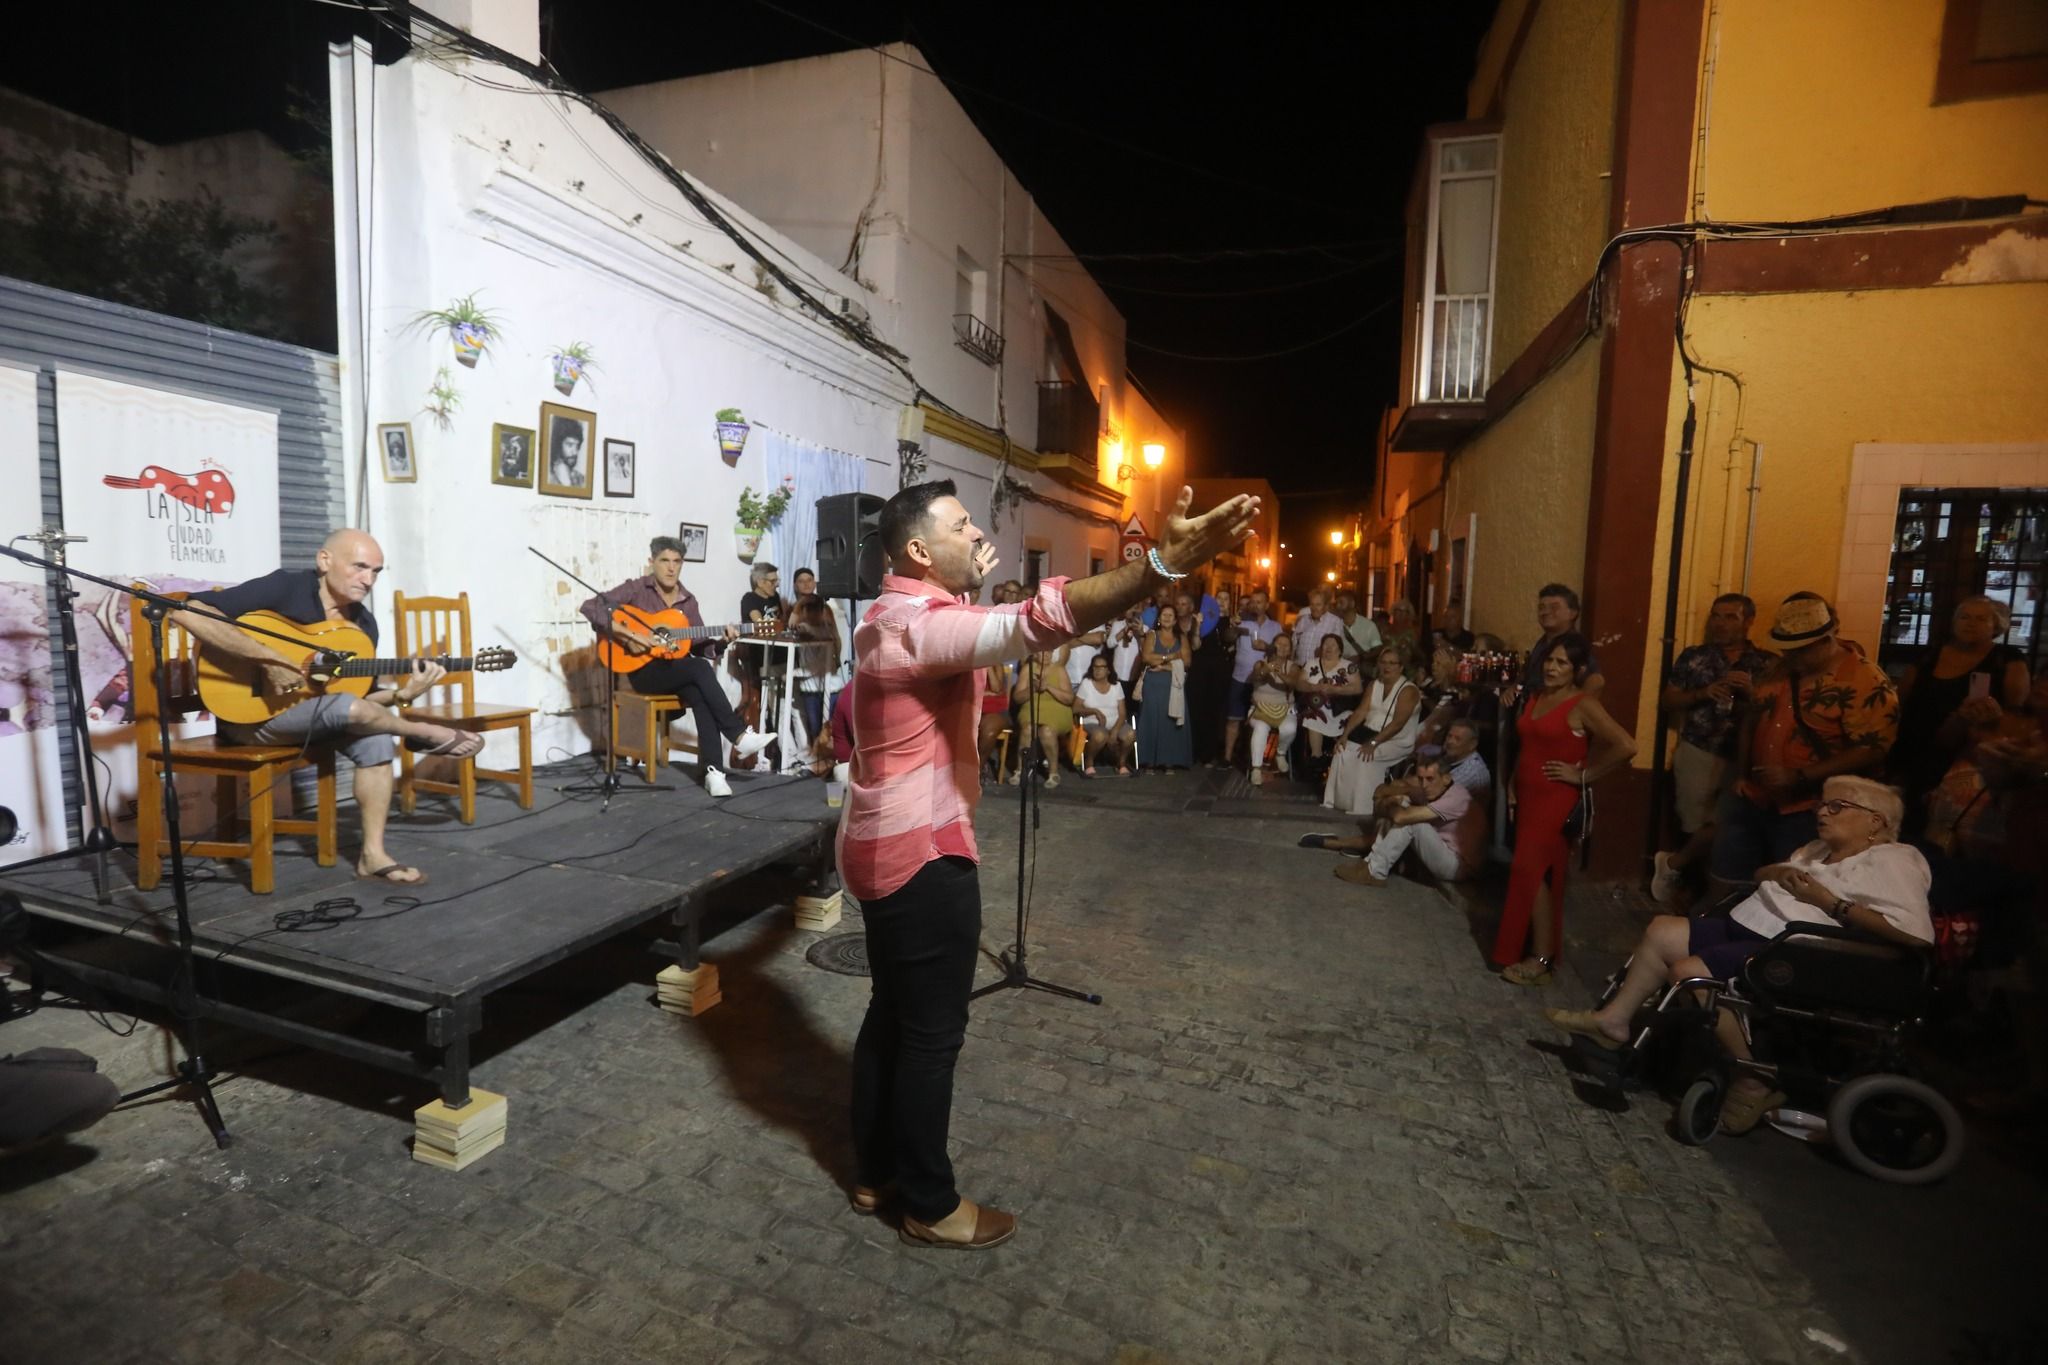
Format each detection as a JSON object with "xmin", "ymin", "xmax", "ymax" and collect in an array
[
  {"xmin": 972, "ymin": 647, "xmax": 1100, "ymax": 1007},
  {"xmin": 528, "ymin": 546, "xmax": 665, "ymax": 807},
  {"xmin": 0, "ymin": 541, "xmax": 267, "ymax": 1148}
]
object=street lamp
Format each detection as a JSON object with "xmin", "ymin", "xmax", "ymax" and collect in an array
[
  {"xmin": 1325, "ymin": 570, "xmax": 1337, "ymax": 582},
  {"xmin": 1259, "ymin": 556, "xmax": 1271, "ymax": 569},
  {"xmin": 1328, "ymin": 530, "xmax": 1344, "ymax": 546},
  {"xmin": 1141, "ymin": 442, "xmax": 1165, "ymax": 468}
]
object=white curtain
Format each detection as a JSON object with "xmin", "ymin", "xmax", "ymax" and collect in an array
[{"xmin": 759, "ymin": 426, "xmax": 865, "ymax": 581}]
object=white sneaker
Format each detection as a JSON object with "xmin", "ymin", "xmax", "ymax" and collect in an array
[
  {"xmin": 1250, "ymin": 767, "xmax": 1264, "ymax": 786},
  {"xmin": 732, "ymin": 729, "xmax": 773, "ymax": 761},
  {"xmin": 704, "ymin": 769, "xmax": 732, "ymax": 798},
  {"xmin": 1650, "ymin": 850, "xmax": 1680, "ymax": 906}
]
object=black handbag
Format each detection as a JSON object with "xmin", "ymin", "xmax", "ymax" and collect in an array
[{"xmin": 1562, "ymin": 784, "xmax": 1594, "ymax": 845}]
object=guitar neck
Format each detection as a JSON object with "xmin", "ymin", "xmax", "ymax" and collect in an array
[{"xmin": 329, "ymin": 656, "xmax": 474, "ymax": 677}]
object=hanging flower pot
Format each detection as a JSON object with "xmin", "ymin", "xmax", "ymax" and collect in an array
[
  {"xmin": 715, "ymin": 407, "xmax": 750, "ymax": 464},
  {"xmin": 409, "ymin": 293, "xmax": 505, "ymax": 370},
  {"xmin": 734, "ymin": 526, "xmax": 766, "ymax": 561},
  {"xmin": 550, "ymin": 342, "xmax": 596, "ymax": 396},
  {"xmin": 734, "ymin": 477, "xmax": 793, "ymax": 564}
]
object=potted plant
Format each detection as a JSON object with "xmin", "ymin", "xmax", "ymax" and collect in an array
[
  {"xmin": 550, "ymin": 342, "xmax": 596, "ymax": 396},
  {"xmin": 715, "ymin": 407, "xmax": 750, "ymax": 464},
  {"xmin": 409, "ymin": 292, "xmax": 504, "ymax": 368},
  {"xmin": 734, "ymin": 476, "xmax": 796, "ymax": 562}
]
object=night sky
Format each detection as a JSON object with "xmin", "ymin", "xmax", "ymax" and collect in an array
[{"xmin": 1, "ymin": 0, "xmax": 1492, "ymax": 553}]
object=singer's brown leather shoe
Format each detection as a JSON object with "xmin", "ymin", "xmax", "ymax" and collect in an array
[{"xmin": 899, "ymin": 1198, "xmax": 1017, "ymax": 1251}]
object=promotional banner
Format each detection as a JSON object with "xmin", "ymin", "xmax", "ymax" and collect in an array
[
  {"xmin": 54, "ymin": 370, "xmax": 280, "ymax": 839},
  {"xmin": 0, "ymin": 362, "xmax": 67, "ymax": 866}
]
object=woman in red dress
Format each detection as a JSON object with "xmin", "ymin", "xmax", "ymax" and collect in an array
[{"xmin": 1497, "ymin": 633, "xmax": 1638, "ymax": 983}]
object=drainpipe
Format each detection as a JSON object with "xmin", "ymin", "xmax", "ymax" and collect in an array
[
  {"xmin": 1740, "ymin": 440, "xmax": 1763, "ymax": 595},
  {"xmin": 1648, "ymin": 370, "xmax": 1700, "ymax": 870}
]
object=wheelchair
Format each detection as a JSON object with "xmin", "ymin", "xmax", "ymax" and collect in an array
[{"xmin": 1581, "ymin": 919, "xmax": 1966, "ymax": 1185}]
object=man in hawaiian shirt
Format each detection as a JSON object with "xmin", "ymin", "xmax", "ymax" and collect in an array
[{"xmin": 1709, "ymin": 593, "xmax": 1899, "ymax": 896}]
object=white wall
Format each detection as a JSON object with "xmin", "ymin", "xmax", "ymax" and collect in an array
[{"xmin": 330, "ymin": 45, "xmax": 910, "ymax": 765}]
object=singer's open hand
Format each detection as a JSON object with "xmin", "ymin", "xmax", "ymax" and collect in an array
[
  {"xmin": 1157, "ymin": 486, "xmax": 1261, "ymax": 575},
  {"xmin": 974, "ymin": 542, "xmax": 999, "ymax": 581}
]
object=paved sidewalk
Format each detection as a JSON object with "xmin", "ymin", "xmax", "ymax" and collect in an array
[{"xmin": 0, "ymin": 776, "xmax": 2035, "ymax": 1363}]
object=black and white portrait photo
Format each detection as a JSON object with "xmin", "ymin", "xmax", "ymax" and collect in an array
[
  {"xmin": 678, "ymin": 522, "xmax": 708, "ymax": 563},
  {"xmin": 538, "ymin": 402, "xmax": 596, "ymax": 499},
  {"xmin": 377, "ymin": 422, "xmax": 417, "ymax": 483},
  {"xmin": 603, "ymin": 438, "xmax": 636, "ymax": 498},
  {"xmin": 492, "ymin": 423, "xmax": 535, "ymax": 488}
]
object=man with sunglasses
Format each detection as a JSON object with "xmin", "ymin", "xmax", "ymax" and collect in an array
[{"xmin": 1709, "ymin": 593, "xmax": 1899, "ymax": 897}]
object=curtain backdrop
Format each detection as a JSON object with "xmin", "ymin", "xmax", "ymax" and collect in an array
[{"xmin": 759, "ymin": 425, "xmax": 864, "ymax": 586}]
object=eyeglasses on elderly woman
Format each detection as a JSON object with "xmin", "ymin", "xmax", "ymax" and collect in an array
[{"xmin": 1816, "ymin": 797, "xmax": 1884, "ymax": 821}]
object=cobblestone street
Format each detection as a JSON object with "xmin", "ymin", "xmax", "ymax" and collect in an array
[{"xmin": 2, "ymin": 772, "xmax": 2039, "ymax": 1364}]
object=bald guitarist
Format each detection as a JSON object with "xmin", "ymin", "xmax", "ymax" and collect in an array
[
  {"xmin": 580, "ymin": 534, "xmax": 772, "ymax": 797},
  {"xmin": 172, "ymin": 529, "xmax": 484, "ymax": 887}
]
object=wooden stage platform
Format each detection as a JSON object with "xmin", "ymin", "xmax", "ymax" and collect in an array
[{"xmin": 0, "ymin": 763, "xmax": 840, "ymax": 1147}]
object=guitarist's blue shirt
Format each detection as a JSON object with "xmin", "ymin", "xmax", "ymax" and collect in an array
[{"xmin": 190, "ymin": 568, "xmax": 380, "ymax": 647}]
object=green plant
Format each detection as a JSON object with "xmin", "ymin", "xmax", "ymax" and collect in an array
[
  {"xmin": 424, "ymin": 366, "xmax": 461, "ymax": 428},
  {"xmin": 408, "ymin": 292, "xmax": 503, "ymax": 340},
  {"xmin": 737, "ymin": 476, "xmax": 797, "ymax": 528},
  {"xmin": 553, "ymin": 341, "xmax": 596, "ymax": 368},
  {"xmin": 715, "ymin": 407, "xmax": 746, "ymax": 424}
]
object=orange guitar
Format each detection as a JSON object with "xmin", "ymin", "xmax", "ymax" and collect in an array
[{"xmin": 597, "ymin": 604, "xmax": 782, "ymax": 673}]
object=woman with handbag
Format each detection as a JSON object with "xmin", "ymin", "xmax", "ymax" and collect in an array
[
  {"xmin": 1496, "ymin": 632, "xmax": 1637, "ymax": 984},
  {"xmin": 1323, "ymin": 641, "xmax": 1424, "ymax": 813}
]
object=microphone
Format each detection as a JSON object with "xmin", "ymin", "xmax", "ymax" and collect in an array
[{"xmin": 12, "ymin": 528, "xmax": 88, "ymax": 548}]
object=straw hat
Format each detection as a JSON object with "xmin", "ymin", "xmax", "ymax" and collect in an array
[{"xmin": 1768, "ymin": 594, "xmax": 1837, "ymax": 645}]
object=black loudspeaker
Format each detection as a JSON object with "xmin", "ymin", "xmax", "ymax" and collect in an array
[{"xmin": 815, "ymin": 492, "xmax": 885, "ymax": 599}]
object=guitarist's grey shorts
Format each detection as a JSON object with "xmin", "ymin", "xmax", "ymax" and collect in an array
[{"xmin": 218, "ymin": 693, "xmax": 398, "ymax": 768}]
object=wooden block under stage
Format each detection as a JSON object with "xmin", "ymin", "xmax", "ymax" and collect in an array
[
  {"xmin": 412, "ymin": 1088, "xmax": 507, "ymax": 1171},
  {"xmin": 794, "ymin": 889, "xmax": 842, "ymax": 932},
  {"xmin": 656, "ymin": 962, "xmax": 722, "ymax": 1016}
]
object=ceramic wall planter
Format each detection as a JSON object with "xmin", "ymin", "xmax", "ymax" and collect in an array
[
  {"xmin": 450, "ymin": 321, "xmax": 491, "ymax": 368},
  {"xmin": 717, "ymin": 420, "xmax": 750, "ymax": 464},
  {"xmin": 734, "ymin": 526, "xmax": 765, "ymax": 561}
]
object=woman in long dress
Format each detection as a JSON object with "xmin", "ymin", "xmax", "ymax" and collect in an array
[
  {"xmin": 1135, "ymin": 603, "xmax": 1193, "ymax": 771},
  {"xmin": 1323, "ymin": 641, "xmax": 1422, "ymax": 813},
  {"xmin": 1495, "ymin": 632, "xmax": 1637, "ymax": 984}
]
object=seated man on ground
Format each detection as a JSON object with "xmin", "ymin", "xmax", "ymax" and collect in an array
[
  {"xmin": 173, "ymin": 529, "xmax": 486, "ymax": 886},
  {"xmin": 1547, "ymin": 775, "xmax": 1932, "ymax": 1134},
  {"xmin": 1334, "ymin": 747, "xmax": 1485, "ymax": 888},
  {"xmin": 1300, "ymin": 717, "xmax": 1491, "ymax": 854}
]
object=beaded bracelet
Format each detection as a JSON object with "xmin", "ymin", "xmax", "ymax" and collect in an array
[{"xmin": 1146, "ymin": 546, "xmax": 1186, "ymax": 580}]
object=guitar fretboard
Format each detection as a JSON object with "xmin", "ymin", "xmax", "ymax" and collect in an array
[{"xmin": 325, "ymin": 656, "xmax": 475, "ymax": 677}]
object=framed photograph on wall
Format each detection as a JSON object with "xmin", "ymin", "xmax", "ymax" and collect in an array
[
  {"xmin": 377, "ymin": 422, "xmax": 416, "ymax": 483},
  {"xmin": 603, "ymin": 438, "xmax": 636, "ymax": 498},
  {"xmin": 491, "ymin": 422, "xmax": 535, "ymax": 488},
  {"xmin": 678, "ymin": 522, "xmax": 708, "ymax": 563},
  {"xmin": 537, "ymin": 401, "xmax": 596, "ymax": 499}
]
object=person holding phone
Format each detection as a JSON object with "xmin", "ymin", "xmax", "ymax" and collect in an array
[{"xmin": 1891, "ymin": 594, "xmax": 2032, "ymax": 834}]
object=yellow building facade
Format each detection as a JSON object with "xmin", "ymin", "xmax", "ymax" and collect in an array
[{"xmin": 1381, "ymin": 0, "xmax": 2048, "ymax": 875}]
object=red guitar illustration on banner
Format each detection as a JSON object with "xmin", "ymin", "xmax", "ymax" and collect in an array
[{"xmin": 101, "ymin": 464, "xmax": 238, "ymax": 516}]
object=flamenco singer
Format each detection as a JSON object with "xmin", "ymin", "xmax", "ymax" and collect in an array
[{"xmin": 840, "ymin": 479, "xmax": 1259, "ymax": 1249}]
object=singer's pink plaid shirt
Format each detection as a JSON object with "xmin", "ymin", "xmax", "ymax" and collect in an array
[{"xmin": 837, "ymin": 573, "xmax": 1077, "ymax": 901}]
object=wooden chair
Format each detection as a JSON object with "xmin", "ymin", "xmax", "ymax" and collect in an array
[
  {"xmin": 133, "ymin": 590, "xmax": 336, "ymax": 895},
  {"xmin": 392, "ymin": 591, "xmax": 536, "ymax": 822},
  {"xmin": 612, "ymin": 690, "xmax": 684, "ymax": 781}
]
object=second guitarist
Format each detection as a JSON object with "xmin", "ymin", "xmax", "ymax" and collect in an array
[
  {"xmin": 580, "ymin": 534, "xmax": 773, "ymax": 797},
  {"xmin": 173, "ymin": 529, "xmax": 486, "ymax": 888}
]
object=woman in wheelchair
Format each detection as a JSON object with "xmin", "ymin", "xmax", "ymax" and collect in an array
[{"xmin": 1547, "ymin": 776, "xmax": 1934, "ymax": 1133}]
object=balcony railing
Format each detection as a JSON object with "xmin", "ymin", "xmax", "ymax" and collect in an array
[
  {"xmin": 1035, "ymin": 380, "xmax": 1099, "ymax": 458},
  {"xmin": 953, "ymin": 313, "xmax": 1004, "ymax": 366},
  {"xmin": 1422, "ymin": 294, "xmax": 1490, "ymax": 403}
]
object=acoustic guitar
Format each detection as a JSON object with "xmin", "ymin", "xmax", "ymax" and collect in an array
[
  {"xmin": 596, "ymin": 604, "xmax": 783, "ymax": 673},
  {"xmin": 195, "ymin": 610, "xmax": 515, "ymax": 726}
]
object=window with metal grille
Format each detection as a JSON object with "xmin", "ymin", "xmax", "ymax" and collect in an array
[{"xmin": 1881, "ymin": 486, "xmax": 2047, "ymax": 677}]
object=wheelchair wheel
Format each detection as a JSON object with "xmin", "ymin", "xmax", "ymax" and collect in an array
[
  {"xmin": 1676, "ymin": 1076, "xmax": 1724, "ymax": 1146},
  {"xmin": 1827, "ymin": 1074, "xmax": 1965, "ymax": 1185}
]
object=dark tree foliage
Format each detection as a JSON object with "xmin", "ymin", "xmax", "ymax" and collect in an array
[{"xmin": 0, "ymin": 168, "xmax": 283, "ymax": 335}]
